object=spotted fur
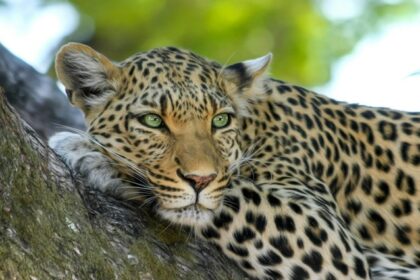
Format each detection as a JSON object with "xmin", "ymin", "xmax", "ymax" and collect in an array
[{"xmin": 49, "ymin": 43, "xmax": 420, "ymax": 279}]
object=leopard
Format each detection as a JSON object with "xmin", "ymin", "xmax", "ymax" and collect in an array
[{"xmin": 49, "ymin": 43, "xmax": 420, "ymax": 279}]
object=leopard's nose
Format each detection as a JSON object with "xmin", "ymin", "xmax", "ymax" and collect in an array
[
  {"xmin": 177, "ymin": 170, "xmax": 217, "ymax": 192},
  {"xmin": 185, "ymin": 174, "xmax": 217, "ymax": 189}
]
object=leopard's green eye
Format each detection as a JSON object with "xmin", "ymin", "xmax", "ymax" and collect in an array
[
  {"xmin": 141, "ymin": 114, "xmax": 163, "ymax": 128},
  {"xmin": 212, "ymin": 113, "xmax": 230, "ymax": 129}
]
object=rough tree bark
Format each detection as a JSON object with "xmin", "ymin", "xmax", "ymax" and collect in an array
[{"xmin": 0, "ymin": 46, "xmax": 246, "ymax": 279}]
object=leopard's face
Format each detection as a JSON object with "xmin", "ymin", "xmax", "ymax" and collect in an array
[
  {"xmin": 55, "ymin": 43, "xmax": 270, "ymax": 225},
  {"xmin": 96, "ymin": 62, "xmax": 241, "ymax": 224}
]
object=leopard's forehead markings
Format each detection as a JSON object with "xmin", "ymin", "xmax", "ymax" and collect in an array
[{"xmin": 119, "ymin": 47, "xmax": 232, "ymax": 122}]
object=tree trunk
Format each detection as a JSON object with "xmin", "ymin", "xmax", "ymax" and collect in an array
[{"xmin": 0, "ymin": 46, "xmax": 246, "ymax": 280}]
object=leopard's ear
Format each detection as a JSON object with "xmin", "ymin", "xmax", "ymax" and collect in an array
[
  {"xmin": 222, "ymin": 53, "xmax": 272, "ymax": 116},
  {"xmin": 55, "ymin": 43, "xmax": 121, "ymax": 114}
]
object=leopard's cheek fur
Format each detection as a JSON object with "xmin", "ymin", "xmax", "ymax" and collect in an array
[
  {"xmin": 96, "ymin": 131, "xmax": 196, "ymax": 209},
  {"xmin": 216, "ymin": 130, "xmax": 243, "ymax": 166},
  {"xmin": 198, "ymin": 129, "xmax": 243, "ymax": 209}
]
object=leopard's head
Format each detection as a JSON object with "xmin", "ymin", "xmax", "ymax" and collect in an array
[{"xmin": 55, "ymin": 43, "xmax": 271, "ymax": 225}]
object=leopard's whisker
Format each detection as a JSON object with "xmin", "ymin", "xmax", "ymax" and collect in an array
[{"xmin": 56, "ymin": 125, "xmax": 148, "ymax": 180}]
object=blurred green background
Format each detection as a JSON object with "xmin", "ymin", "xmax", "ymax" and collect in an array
[
  {"xmin": 61, "ymin": 0, "xmax": 419, "ymax": 85},
  {"xmin": 1, "ymin": 0, "xmax": 419, "ymax": 87}
]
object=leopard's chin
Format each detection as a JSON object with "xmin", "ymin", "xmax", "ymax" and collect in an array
[{"xmin": 157, "ymin": 205, "xmax": 215, "ymax": 227}]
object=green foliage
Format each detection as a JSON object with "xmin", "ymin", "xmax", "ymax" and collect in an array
[{"xmin": 61, "ymin": 0, "xmax": 418, "ymax": 85}]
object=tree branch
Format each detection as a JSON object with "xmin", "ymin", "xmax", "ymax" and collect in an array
[{"xmin": 0, "ymin": 43, "xmax": 86, "ymax": 139}]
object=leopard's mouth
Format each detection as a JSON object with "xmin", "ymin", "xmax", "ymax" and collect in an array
[
  {"xmin": 127, "ymin": 172, "xmax": 225, "ymax": 226},
  {"xmin": 157, "ymin": 204, "xmax": 216, "ymax": 226},
  {"xmin": 175, "ymin": 203, "xmax": 214, "ymax": 212},
  {"xmin": 158, "ymin": 201, "xmax": 216, "ymax": 216}
]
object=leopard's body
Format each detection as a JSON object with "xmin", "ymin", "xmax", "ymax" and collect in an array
[{"xmin": 49, "ymin": 43, "xmax": 420, "ymax": 279}]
